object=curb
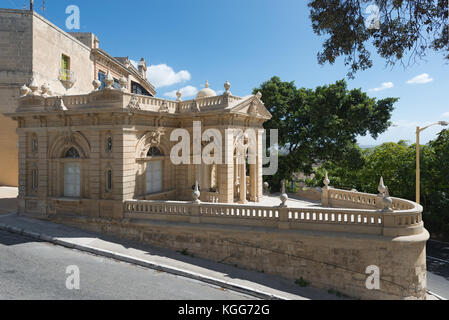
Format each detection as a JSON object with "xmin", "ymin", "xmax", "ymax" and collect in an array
[{"xmin": 0, "ymin": 222, "xmax": 287, "ymax": 300}]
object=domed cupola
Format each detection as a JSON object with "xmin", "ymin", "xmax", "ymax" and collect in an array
[{"xmin": 196, "ymin": 81, "xmax": 217, "ymax": 99}]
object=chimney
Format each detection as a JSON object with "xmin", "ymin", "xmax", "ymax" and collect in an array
[{"xmin": 138, "ymin": 58, "xmax": 147, "ymax": 79}]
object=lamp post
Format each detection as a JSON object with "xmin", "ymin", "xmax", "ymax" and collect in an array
[{"xmin": 415, "ymin": 121, "xmax": 449, "ymax": 204}]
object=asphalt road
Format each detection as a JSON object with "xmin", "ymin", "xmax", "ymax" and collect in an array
[
  {"xmin": 427, "ymin": 239, "xmax": 449, "ymax": 299},
  {"xmin": 0, "ymin": 230, "xmax": 254, "ymax": 300}
]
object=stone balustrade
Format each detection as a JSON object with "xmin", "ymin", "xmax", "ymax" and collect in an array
[
  {"xmin": 123, "ymin": 186, "xmax": 423, "ymax": 237},
  {"xmin": 17, "ymin": 87, "xmax": 240, "ymax": 115}
]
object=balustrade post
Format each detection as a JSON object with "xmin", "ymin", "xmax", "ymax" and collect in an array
[
  {"xmin": 278, "ymin": 206, "xmax": 290, "ymax": 229},
  {"xmin": 189, "ymin": 203, "xmax": 201, "ymax": 224}
]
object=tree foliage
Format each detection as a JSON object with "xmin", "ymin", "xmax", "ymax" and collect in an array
[
  {"xmin": 308, "ymin": 0, "xmax": 449, "ymax": 78},
  {"xmin": 254, "ymin": 76, "xmax": 397, "ymax": 190}
]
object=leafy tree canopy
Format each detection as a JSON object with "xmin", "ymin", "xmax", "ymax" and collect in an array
[
  {"xmin": 253, "ymin": 76, "xmax": 397, "ymax": 188},
  {"xmin": 308, "ymin": 0, "xmax": 449, "ymax": 78}
]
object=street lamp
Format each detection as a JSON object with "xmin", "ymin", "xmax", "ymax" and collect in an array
[{"xmin": 416, "ymin": 121, "xmax": 449, "ymax": 204}]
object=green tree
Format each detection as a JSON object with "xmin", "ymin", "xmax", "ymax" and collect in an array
[
  {"xmin": 308, "ymin": 0, "xmax": 449, "ymax": 78},
  {"xmin": 254, "ymin": 77, "xmax": 397, "ymax": 190}
]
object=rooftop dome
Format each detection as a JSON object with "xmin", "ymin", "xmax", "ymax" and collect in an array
[{"xmin": 196, "ymin": 81, "xmax": 217, "ymax": 99}]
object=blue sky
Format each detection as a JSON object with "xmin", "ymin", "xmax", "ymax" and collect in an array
[{"xmin": 5, "ymin": 0, "xmax": 449, "ymax": 145}]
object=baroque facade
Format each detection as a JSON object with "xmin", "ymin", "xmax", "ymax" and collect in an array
[{"xmin": 7, "ymin": 75, "xmax": 271, "ymax": 217}]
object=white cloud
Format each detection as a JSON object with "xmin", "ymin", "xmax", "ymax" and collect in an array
[
  {"xmin": 164, "ymin": 85, "xmax": 198, "ymax": 99},
  {"xmin": 130, "ymin": 60, "xmax": 191, "ymax": 88},
  {"xmin": 369, "ymin": 82, "xmax": 394, "ymax": 92},
  {"xmin": 406, "ymin": 73, "xmax": 433, "ymax": 84},
  {"xmin": 442, "ymin": 112, "xmax": 449, "ymax": 118}
]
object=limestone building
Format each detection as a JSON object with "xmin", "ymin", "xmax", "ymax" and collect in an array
[
  {"xmin": 2, "ymin": 8, "xmax": 272, "ymax": 217},
  {"xmin": 0, "ymin": 8, "xmax": 154, "ymax": 186}
]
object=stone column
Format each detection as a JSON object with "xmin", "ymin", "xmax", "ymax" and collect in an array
[
  {"xmin": 239, "ymin": 162, "xmax": 247, "ymax": 204},
  {"xmin": 218, "ymin": 129, "xmax": 234, "ymax": 203}
]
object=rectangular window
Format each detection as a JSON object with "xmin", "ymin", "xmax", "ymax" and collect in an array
[
  {"xmin": 98, "ymin": 71, "xmax": 106, "ymax": 90},
  {"xmin": 146, "ymin": 161, "xmax": 162, "ymax": 194},
  {"xmin": 64, "ymin": 163, "xmax": 80, "ymax": 197},
  {"xmin": 61, "ymin": 55, "xmax": 71, "ymax": 81},
  {"xmin": 131, "ymin": 81, "xmax": 151, "ymax": 96}
]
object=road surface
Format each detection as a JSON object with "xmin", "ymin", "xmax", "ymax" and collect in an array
[{"xmin": 0, "ymin": 229, "xmax": 254, "ymax": 300}]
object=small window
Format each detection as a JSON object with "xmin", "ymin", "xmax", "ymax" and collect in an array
[
  {"xmin": 32, "ymin": 168, "xmax": 38, "ymax": 190},
  {"xmin": 65, "ymin": 147, "xmax": 80, "ymax": 159},
  {"xmin": 106, "ymin": 169, "xmax": 112, "ymax": 192},
  {"xmin": 61, "ymin": 55, "xmax": 71, "ymax": 81},
  {"xmin": 32, "ymin": 136, "xmax": 38, "ymax": 153},
  {"xmin": 106, "ymin": 136, "xmax": 112, "ymax": 152},
  {"xmin": 147, "ymin": 147, "xmax": 163, "ymax": 157}
]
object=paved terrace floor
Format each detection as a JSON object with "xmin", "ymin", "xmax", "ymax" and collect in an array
[{"xmin": 248, "ymin": 193, "xmax": 323, "ymax": 208}]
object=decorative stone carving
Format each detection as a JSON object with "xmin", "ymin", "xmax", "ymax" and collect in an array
[
  {"xmin": 224, "ymin": 80, "xmax": 231, "ymax": 95},
  {"xmin": 146, "ymin": 130, "xmax": 162, "ymax": 146},
  {"xmin": 191, "ymin": 100, "xmax": 201, "ymax": 113},
  {"xmin": 92, "ymin": 79, "xmax": 101, "ymax": 91},
  {"xmin": 248, "ymin": 101, "xmax": 258, "ymax": 116},
  {"xmin": 54, "ymin": 96, "xmax": 68, "ymax": 111},
  {"xmin": 323, "ymin": 171, "xmax": 330, "ymax": 189},
  {"xmin": 176, "ymin": 90, "xmax": 182, "ymax": 101},
  {"xmin": 159, "ymin": 101, "xmax": 170, "ymax": 113},
  {"xmin": 41, "ymin": 83, "xmax": 50, "ymax": 97},
  {"xmin": 119, "ymin": 76, "xmax": 127, "ymax": 92},
  {"xmin": 127, "ymin": 95, "xmax": 141, "ymax": 111},
  {"xmin": 255, "ymin": 91, "xmax": 262, "ymax": 99},
  {"xmin": 62, "ymin": 129, "xmax": 75, "ymax": 145},
  {"xmin": 105, "ymin": 71, "xmax": 114, "ymax": 89},
  {"xmin": 29, "ymin": 78, "xmax": 39, "ymax": 96},
  {"xmin": 192, "ymin": 180, "xmax": 201, "ymax": 203},
  {"xmin": 20, "ymin": 84, "xmax": 30, "ymax": 97},
  {"xmin": 280, "ymin": 180, "xmax": 288, "ymax": 207}
]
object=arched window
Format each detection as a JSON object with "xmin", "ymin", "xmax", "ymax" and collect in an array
[
  {"xmin": 32, "ymin": 168, "xmax": 38, "ymax": 190},
  {"xmin": 146, "ymin": 147, "xmax": 163, "ymax": 194},
  {"xmin": 147, "ymin": 147, "xmax": 163, "ymax": 157},
  {"xmin": 64, "ymin": 147, "xmax": 81, "ymax": 197},
  {"xmin": 65, "ymin": 147, "xmax": 80, "ymax": 158},
  {"xmin": 32, "ymin": 135, "xmax": 38, "ymax": 153},
  {"xmin": 106, "ymin": 136, "xmax": 112, "ymax": 152},
  {"xmin": 106, "ymin": 169, "xmax": 112, "ymax": 192}
]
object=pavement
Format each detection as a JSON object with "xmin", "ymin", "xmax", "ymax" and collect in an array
[{"xmin": 0, "ymin": 187, "xmax": 445, "ymax": 300}]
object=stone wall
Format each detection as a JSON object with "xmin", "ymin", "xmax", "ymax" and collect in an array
[{"xmin": 48, "ymin": 215, "xmax": 429, "ymax": 300}]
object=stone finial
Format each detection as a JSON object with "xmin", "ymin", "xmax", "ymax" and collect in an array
[
  {"xmin": 92, "ymin": 79, "xmax": 101, "ymax": 91},
  {"xmin": 205, "ymin": 80, "xmax": 209, "ymax": 88},
  {"xmin": 255, "ymin": 91, "xmax": 262, "ymax": 99},
  {"xmin": 47, "ymin": 84, "xmax": 53, "ymax": 96},
  {"xmin": 382, "ymin": 186, "xmax": 393, "ymax": 212},
  {"xmin": 192, "ymin": 180, "xmax": 201, "ymax": 203},
  {"xmin": 280, "ymin": 180, "xmax": 288, "ymax": 207},
  {"xmin": 176, "ymin": 90, "xmax": 182, "ymax": 101},
  {"xmin": 119, "ymin": 76, "xmax": 127, "ymax": 92},
  {"xmin": 323, "ymin": 171, "xmax": 330, "ymax": 189},
  {"xmin": 263, "ymin": 182, "xmax": 269, "ymax": 194},
  {"xmin": 29, "ymin": 78, "xmax": 39, "ymax": 95},
  {"xmin": 20, "ymin": 84, "xmax": 30, "ymax": 97},
  {"xmin": 41, "ymin": 83, "xmax": 49, "ymax": 97},
  {"xmin": 224, "ymin": 80, "xmax": 231, "ymax": 95},
  {"xmin": 105, "ymin": 71, "xmax": 114, "ymax": 89},
  {"xmin": 378, "ymin": 176, "xmax": 386, "ymax": 195}
]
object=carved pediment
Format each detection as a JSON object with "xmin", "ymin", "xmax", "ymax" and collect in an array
[{"xmin": 230, "ymin": 96, "xmax": 272, "ymax": 119}]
